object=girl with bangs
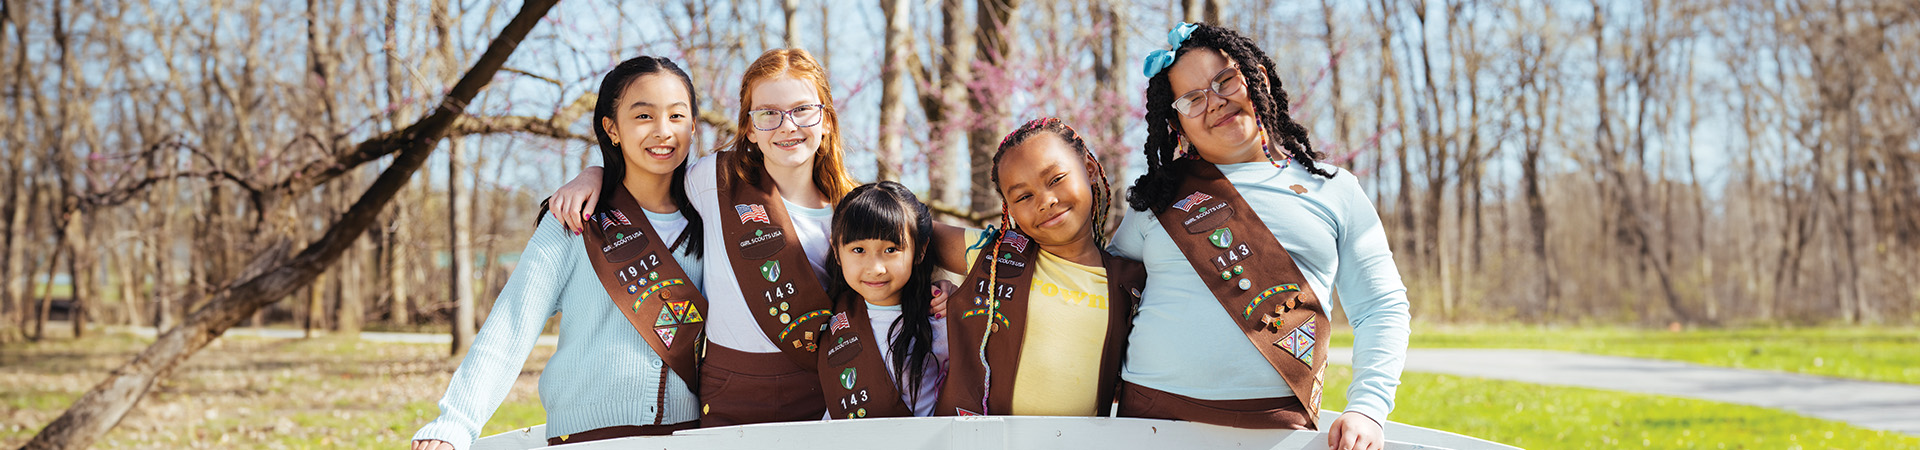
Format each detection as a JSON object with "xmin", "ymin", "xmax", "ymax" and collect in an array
[
  {"xmin": 815, "ymin": 181, "xmax": 947, "ymax": 419},
  {"xmin": 549, "ymin": 48, "xmax": 859, "ymax": 427}
]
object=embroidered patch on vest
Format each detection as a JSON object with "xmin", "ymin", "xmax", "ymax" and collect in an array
[
  {"xmin": 760, "ymin": 260, "xmax": 782, "ymax": 282},
  {"xmin": 736, "ymin": 227, "xmax": 787, "ymax": 260},
  {"xmin": 993, "ymin": 251, "xmax": 1029, "ymax": 279},
  {"xmin": 1245, "ymin": 284, "xmax": 1302, "ymax": 319},
  {"xmin": 1172, "ymin": 191, "xmax": 1213, "ymax": 212},
  {"xmin": 657, "ymin": 327, "xmax": 678, "ymax": 349},
  {"xmin": 735, "ymin": 204, "xmax": 771, "ymax": 224},
  {"xmin": 826, "ymin": 335, "xmax": 863, "ymax": 366},
  {"xmin": 1180, "ymin": 201, "xmax": 1234, "ymax": 234},
  {"xmin": 999, "ymin": 230, "xmax": 1030, "ymax": 253}
]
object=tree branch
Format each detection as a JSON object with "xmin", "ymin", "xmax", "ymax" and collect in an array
[{"xmin": 20, "ymin": 2, "xmax": 560, "ymax": 448}]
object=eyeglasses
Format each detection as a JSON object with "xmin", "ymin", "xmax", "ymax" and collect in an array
[
  {"xmin": 1171, "ymin": 66, "xmax": 1244, "ymax": 118},
  {"xmin": 747, "ymin": 104, "xmax": 827, "ymax": 131}
]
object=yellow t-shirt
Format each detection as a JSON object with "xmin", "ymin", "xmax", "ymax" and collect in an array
[{"xmin": 964, "ymin": 241, "xmax": 1110, "ymax": 416}]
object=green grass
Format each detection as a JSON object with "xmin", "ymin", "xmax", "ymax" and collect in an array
[
  {"xmin": 1329, "ymin": 326, "xmax": 1920, "ymax": 385},
  {"xmin": 1, "ymin": 330, "xmax": 552, "ymax": 449},
  {"xmin": 1321, "ymin": 365, "xmax": 1920, "ymax": 449}
]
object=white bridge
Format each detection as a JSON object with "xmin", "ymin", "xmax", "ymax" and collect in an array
[{"xmin": 473, "ymin": 414, "xmax": 1517, "ymax": 450}]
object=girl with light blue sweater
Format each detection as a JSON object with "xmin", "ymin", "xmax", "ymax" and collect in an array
[
  {"xmin": 411, "ymin": 56, "xmax": 711, "ymax": 450},
  {"xmin": 1114, "ymin": 23, "xmax": 1411, "ymax": 450}
]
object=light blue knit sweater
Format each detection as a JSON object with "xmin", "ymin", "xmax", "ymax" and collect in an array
[{"xmin": 413, "ymin": 211, "xmax": 704, "ymax": 450}]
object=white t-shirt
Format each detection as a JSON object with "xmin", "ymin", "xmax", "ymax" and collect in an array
[{"xmin": 686, "ymin": 153, "xmax": 835, "ymax": 353}]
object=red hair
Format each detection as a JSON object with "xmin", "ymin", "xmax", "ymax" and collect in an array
[{"xmin": 721, "ymin": 48, "xmax": 857, "ymax": 202}]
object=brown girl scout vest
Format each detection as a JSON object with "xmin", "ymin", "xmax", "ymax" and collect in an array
[
  {"xmin": 815, "ymin": 296, "xmax": 916, "ymax": 419},
  {"xmin": 581, "ymin": 186, "xmax": 708, "ymax": 390},
  {"xmin": 715, "ymin": 150, "xmax": 835, "ymax": 371},
  {"xmin": 934, "ymin": 228, "xmax": 1147, "ymax": 416},
  {"xmin": 1153, "ymin": 159, "xmax": 1332, "ymax": 430}
]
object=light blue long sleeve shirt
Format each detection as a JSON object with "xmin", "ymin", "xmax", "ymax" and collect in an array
[
  {"xmin": 1110, "ymin": 161, "xmax": 1411, "ymax": 424},
  {"xmin": 413, "ymin": 210, "xmax": 704, "ymax": 450}
]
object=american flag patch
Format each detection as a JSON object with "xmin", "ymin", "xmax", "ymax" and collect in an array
[
  {"xmin": 1172, "ymin": 191, "xmax": 1213, "ymax": 212},
  {"xmin": 735, "ymin": 204, "xmax": 771, "ymax": 224},
  {"xmin": 609, "ymin": 210, "xmax": 632, "ymax": 226},
  {"xmin": 830, "ymin": 312, "xmax": 852, "ymax": 332},
  {"xmin": 999, "ymin": 230, "xmax": 1029, "ymax": 253}
]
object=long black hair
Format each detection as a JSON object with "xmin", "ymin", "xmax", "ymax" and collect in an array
[
  {"xmin": 1127, "ymin": 23, "xmax": 1334, "ymax": 214},
  {"xmin": 539, "ymin": 55, "xmax": 703, "ymax": 257},
  {"xmin": 824, "ymin": 181, "xmax": 936, "ymax": 403}
]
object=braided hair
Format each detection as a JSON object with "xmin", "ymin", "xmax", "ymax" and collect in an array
[
  {"xmin": 1128, "ymin": 23, "xmax": 1334, "ymax": 214},
  {"xmin": 972, "ymin": 117, "xmax": 1115, "ymax": 413},
  {"xmin": 991, "ymin": 117, "xmax": 1114, "ymax": 248}
]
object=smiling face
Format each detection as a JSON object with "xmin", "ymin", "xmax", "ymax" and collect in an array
[
  {"xmin": 836, "ymin": 237, "xmax": 913, "ymax": 307},
  {"xmin": 1167, "ymin": 49, "xmax": 1265, "ymax": 165},
  {"xmin": 744, "ymin": 76, "xmax": 832, "ymax": 173},
  {"xmin": 602, "ymin": 74, "xmax": 694, "ymax": 178},
  {"xmin": 997, "ymin": 133, "xmax": 1100, "ymax": 250}
]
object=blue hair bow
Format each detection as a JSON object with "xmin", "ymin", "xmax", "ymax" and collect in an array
[{"xmin": 1142, "ymin": 22, "xmax": 1199, "ymax": 78}]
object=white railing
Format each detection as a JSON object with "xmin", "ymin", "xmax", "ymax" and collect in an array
[{"xmin": 474, "ymin": 414, "xmax": 1518, "ymax": 450}]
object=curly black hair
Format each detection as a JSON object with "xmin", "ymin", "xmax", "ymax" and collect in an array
[{"xmin": 1127, "ymin": 23, "xmax": 1334, "ymax": 214}]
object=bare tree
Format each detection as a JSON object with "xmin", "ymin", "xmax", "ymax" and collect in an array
[
  {"xmin": 20, "ymin": 2, "xmax": 559, "ymax": 447},
  {"xmin": 876, "ymin": 0, "xmax": 910, "ymax": 181}
]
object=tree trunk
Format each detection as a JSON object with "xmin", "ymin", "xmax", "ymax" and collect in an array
[
  {"xmin": 18, "ymin": 3, "xmax": 556, "ymax": 447},
  {"xmin": 306, "ymin": 270, "xmax": 326, "ymax": 338},
  {"xmin": 387, "ymin": 222, "xmax": 410, "ymax": 325},
  {"xmin": 33, "ymin": 237, "xmax": 63, "ymax": 342},
  {"xmin": 966, "ymin": 0, "xmax": 1020, "ymax": 215},
  {"xmin": 781, "ymin": 0, "xmax": 800, "ymax": 49},
  {"xmin": 926, "ymin": 0, "xmax": 971, "ymax": 208},
  {"xmin": 2, "ymin": 175, "xmax": 29, "ymax": 341},
  {"xmin": 449, "ymin": 136, "xmax": 475, "ymax": 357},
  {"xmin": 875, "ymin": 0, "xmax": 908, "ymax": 182},
  {"xmin": 63, "ymin": 222, "xmax": 87, "ymax": 339},
  {"xmin": 1320, "ymin": 0, "xmax": 1350, "ymax": 160},
  {"xmin": 336, "ymin": 237, "xmax": 366, "ymax": 335}
]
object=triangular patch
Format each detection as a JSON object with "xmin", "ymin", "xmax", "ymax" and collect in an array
[
  {"xmin": 955, "ymin": 408, "xmax": 981, "ymax": 416},
  {"xmin": 656, "ymin": 304, "xmax": 678, "ymax": 326},
  {"xmin": 656, "ymin": 327, "xmax": 678, "ymax": 349},
  {"xmin": 1275, "ymin": 334, "xmax": 1298, "ymax": 354},
  {"xmin": 682, "ymin": 305, "xmax": 704, "ymax": 323},
  {"xmin": 668, "ymin": 301, "xmax": 691, "ymax": 321},
  {"xmin": 1289, "ymin": 329, "xmax": 1314, "ymax": 360}
]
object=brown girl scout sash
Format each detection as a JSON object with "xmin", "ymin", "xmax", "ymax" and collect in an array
[
  {"xmin": 715, "ymin": 150, "xmax": 835, "ymax": 371},
  {"xmin": 581, "ymin": 186, "xmax": 708, "ymax": 390},
  {"xmin": 1153, "ymin": 159, "xmax": 1332, "ymax": 429},
  {"xmin": 815, "ymin": 298, "xmax": 915, "ymax": 419},
  {"xmin": 934, "ymin": 229, "xmax": 1147, "ymax": 416}
]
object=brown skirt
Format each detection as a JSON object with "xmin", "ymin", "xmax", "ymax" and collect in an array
[
  {"xmin": 545, "ymin": 421, "xmax": 697, "ymax": 446},
  {"xmin": 698, "ymin": 343, "xmax": 825, "ymax": 427},
  {"xmin": 1117, "ymin": 382, "xmax": 1313, "ymax": 430}
]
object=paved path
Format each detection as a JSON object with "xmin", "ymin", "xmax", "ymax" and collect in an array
[{"xmin": 1331, "ymin": 348, "xmax": 1920, "ymax": 436}]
